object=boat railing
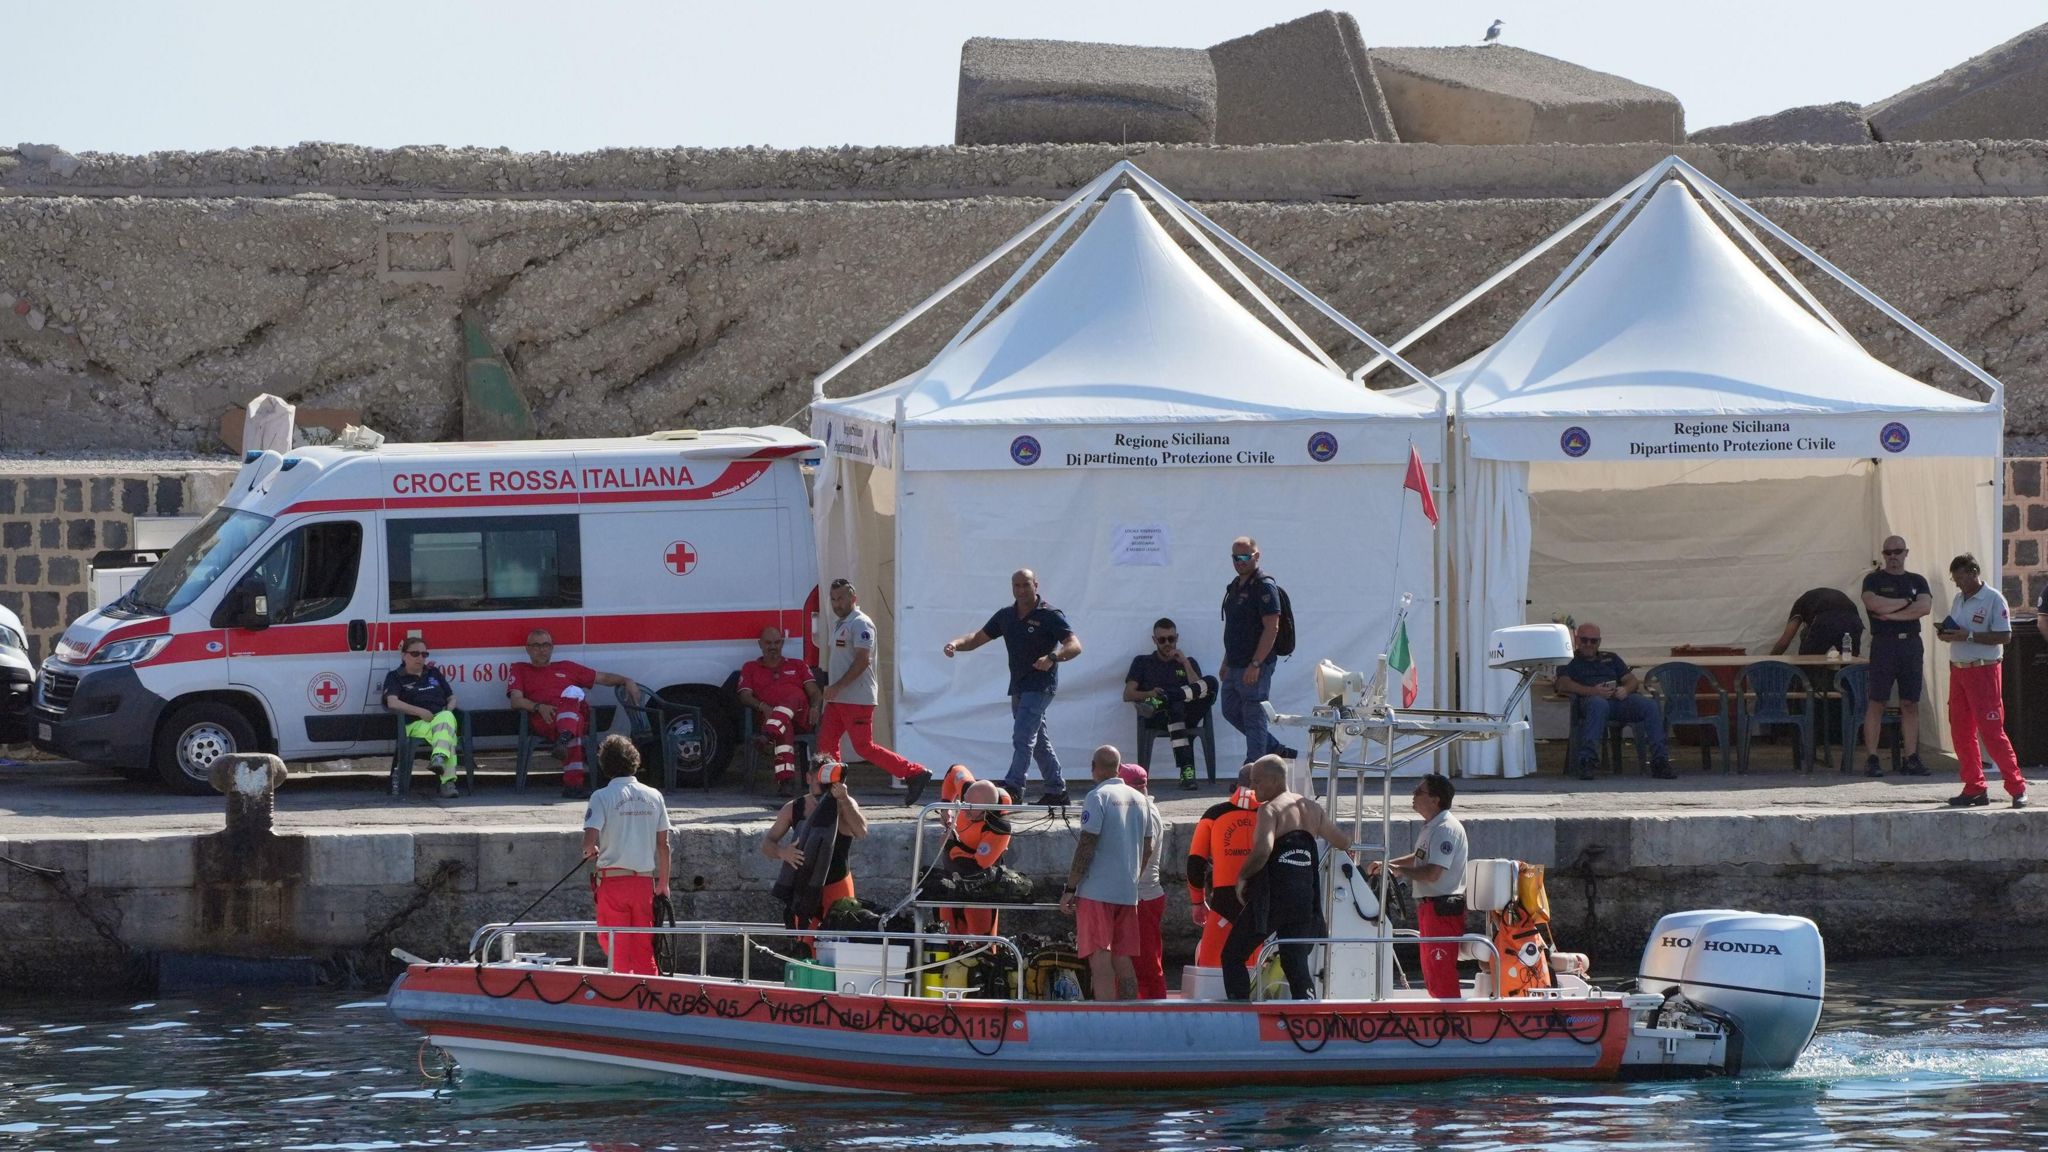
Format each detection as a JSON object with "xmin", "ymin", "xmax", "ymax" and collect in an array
[
  {"xmin": 465, "ymin": 918, "xmax": 1027, "ymax": 995},
  {"xmin": 1251, "ymin": 933, "xmax": 1503, "ymax": 1002}
]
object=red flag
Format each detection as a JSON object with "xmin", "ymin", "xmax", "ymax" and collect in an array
[{"xmin": 1404, "ymin": 445, "xmax": 1439, "ymax": 526}]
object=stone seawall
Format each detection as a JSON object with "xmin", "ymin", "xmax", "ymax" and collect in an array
[
  {"xmin": 1, "ymin": 190, "xmax": 2039, "ymax": 452},
  {"xmin": 4, "ymin": 806, "xmax": 2041, "ymax": 994}
]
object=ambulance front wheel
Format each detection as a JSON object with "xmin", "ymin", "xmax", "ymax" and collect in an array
[{"xmin": 154, "ymin": 702, "xmax": 257, "ymax": 794}]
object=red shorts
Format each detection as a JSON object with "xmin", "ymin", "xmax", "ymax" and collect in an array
[{"xmin": 1075, "ymin": 897, "xmax": 1140, "ymax": 958}]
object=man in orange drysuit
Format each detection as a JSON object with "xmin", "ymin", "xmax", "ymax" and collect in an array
[
  {"xmin": 939, "ymin": 772, "xmax": 1014, "ymax": 940},
  {"xmin": 1185, "ymin": 766, "xmax": 1261, "ymax": 969}
]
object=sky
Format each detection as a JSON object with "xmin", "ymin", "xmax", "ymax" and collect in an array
[{"xmin": 7, "ymin": 2, "xmax": 2046, "ymax": 154}]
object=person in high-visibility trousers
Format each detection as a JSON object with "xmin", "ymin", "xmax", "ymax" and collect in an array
[{"xmin": 383, "ymin": 637, "xmax": 461, "ymax": 798}]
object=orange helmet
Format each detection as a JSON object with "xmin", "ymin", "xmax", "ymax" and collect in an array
[{"xmin": 940, "ymin": 764, "xmax": 976, "ymax": 803}]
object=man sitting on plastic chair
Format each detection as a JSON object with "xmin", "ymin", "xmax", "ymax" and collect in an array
[
  {"xmin": 1122, "ymin": 617, "xmax": 1218, "ymax": 791},
  {"xmin": 1556, "ymin": 623, "xmax": 1672, "ymax": 780},
  {"xmin": 507, "ymin": 628, "xmax": 642, "ymax": 799},
  {"xmin": 384, "ymin": 637, "xmax": 460, "ymax": 799},
  {"xmin": 739, "ymin": 625, "xmax": 823, "ymax": 798}
]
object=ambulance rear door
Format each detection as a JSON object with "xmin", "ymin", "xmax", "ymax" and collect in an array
[{"xmin": 218, "ymin": 512, "xmax": 383, "ymax": 757}]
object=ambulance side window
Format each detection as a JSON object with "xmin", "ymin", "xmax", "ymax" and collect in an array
[
  {"xmin": 386, "ymin": 515, "xmax": 581, "ymax": 614},
  {"xmin": 246, "ymin": 522, "xmax": 364, "ymax": 625}
]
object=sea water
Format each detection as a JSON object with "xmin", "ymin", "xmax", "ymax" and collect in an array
[{"xmin": 2, "ymin": 955, "xmax": 2045, "ymax": 1151}]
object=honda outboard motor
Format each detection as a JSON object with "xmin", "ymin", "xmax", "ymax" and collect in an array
[{"xmin": 1638, "ymin": 910, "xmax": 1824, "ymax": 1073}]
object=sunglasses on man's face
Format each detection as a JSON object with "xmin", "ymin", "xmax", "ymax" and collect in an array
[
  {"xmin": 1231, "ymin": 553, "xmax": 1254, "ymax": 562},
  {"xmin": 1577, "ymin": 636, "xmax": 1601, "ymax": 645},
  {"xmin": 1155, "ymin": 635, "xmax": 1178, "ymax": 645},
  {"xmin": 1882, "ymin": 548, "xmax": 1907, "ymax": 556}
]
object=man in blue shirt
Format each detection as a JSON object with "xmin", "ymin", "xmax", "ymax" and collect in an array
[
  {"xmin": 944, "ymin": 569, "xmax": 1083, "ymax": 805},
  {"xmin": 1556, "ymin": 623, "xmax": 1671, "ymax": 780},
  {"xmin": 1858, "ymin": 535, "xmax": 1933, "ymax": 777},
  {"xmin": 1219, "ymin": 537, "xmax": 1294, "ymax": 766}
]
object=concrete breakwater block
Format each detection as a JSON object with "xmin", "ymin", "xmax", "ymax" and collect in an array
[
  {"xmin": 1210, "ymin": 10, "xmax": 1398, "ymax": 144},
  {"xmin": 1691, "ymin": 102, "xmax": 1874, "ymax": 146},
  {"xmin": 1367, "ymin": 45, "xmax": 1685, "ymax": 145},
  {"xmin": 955, "ymin": 37, "xmax": 1217, "ymax": 146},
  {"xmin": 1866, "ymin": 21, "xmax": 2048, "ymax": 142}
]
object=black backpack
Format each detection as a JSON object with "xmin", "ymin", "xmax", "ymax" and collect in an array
[{"xmin": 1270, "ymin": 579, "xmax": 1296, "ymax": 658}]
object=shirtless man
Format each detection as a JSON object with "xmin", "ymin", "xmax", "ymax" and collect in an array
[{"xmin": 1223, "ymin": 755, "xmax": 1352, "ymax": 1000}]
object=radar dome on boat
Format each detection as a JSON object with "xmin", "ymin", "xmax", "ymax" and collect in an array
[{"xmin": 1487, "ymin": 625, "xmax": 1573, "ymax": 671}]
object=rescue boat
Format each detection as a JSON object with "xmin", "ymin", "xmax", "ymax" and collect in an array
[{"xmin": 387, "ymin": 626, "xmax": 1826, "ymax": 1091}]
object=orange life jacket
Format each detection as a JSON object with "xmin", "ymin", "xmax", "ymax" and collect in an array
[{"xmin": 1489, "ymin": 862, "xmax": 1554, "ymax": 997}]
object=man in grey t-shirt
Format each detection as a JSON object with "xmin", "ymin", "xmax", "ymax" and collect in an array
[
  {"xmin": 1058, "ymin": 746, "xmax": 1155, "ymax": 1000},
  {"xmin": 817, "ymin": 579, "xmax": 929, "ymax": 802}
]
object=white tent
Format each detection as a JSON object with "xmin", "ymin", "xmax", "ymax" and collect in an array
[
  {"xmin": 1377, "ymin": 158, "xmax": 2004, "ymax": 774},
  {"xmin": 809, "ymin": 163, "xmax": 1446, "ymax": 775}
]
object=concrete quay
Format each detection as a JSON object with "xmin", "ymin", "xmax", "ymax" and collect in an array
[{"xmin": 0, "ymin": 755, "xmax": 2040, "ymax": 994}]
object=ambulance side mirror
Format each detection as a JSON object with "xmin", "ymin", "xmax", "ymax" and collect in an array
[{"xmin": 213, "ymin": 574, "xmax": 272, "ymax": 631}]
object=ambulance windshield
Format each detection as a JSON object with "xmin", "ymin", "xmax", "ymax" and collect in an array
[{"xmin": 122, "ymin": 508, "xmax": 274, "ymax": 617}]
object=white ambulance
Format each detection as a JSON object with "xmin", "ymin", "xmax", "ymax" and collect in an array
[{"xmin": 33, "ymin": 427, "xmax": 821, "ymax": 792}]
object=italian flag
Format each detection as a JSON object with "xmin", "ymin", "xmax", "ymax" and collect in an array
[{"xmin": 1389, "ymin": 619, "xmax": 1419, "ymax": 708}]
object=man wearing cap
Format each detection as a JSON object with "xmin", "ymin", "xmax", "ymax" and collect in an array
[
  {"xmin": 1861, "ymin": 536, "xmax": 1934, "ymax": 777},
  {"xmin": 819, "ymin": 579, "xmax": 931, "ymax": 805},
  {"xmin": 581, "ymin": 735, "xmax": 672, "ymax": 976},
  {"xmin": 1116, "ymin": 763, "xmax": 1169, "ymax": 999},
  {"xmin": 1936, "ymin": 553, "xmax": 2029, "ymax": 809},
  {"xmin": 1057, "ymin": 746, "xmax": 1154, "ymax": 1001}
]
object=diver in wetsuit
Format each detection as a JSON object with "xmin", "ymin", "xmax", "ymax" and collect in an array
[
  {"xmin": 1222, "ymin": 755, "xmax": 1353, "ymax": 1000},
  {"xmin": 762, "ymin": 758, "xmax": 869, "ymax": 935}
]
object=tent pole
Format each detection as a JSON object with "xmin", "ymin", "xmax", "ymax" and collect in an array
[
  {"xmin": 1681, "ymin": 170, "xmax": 1855, "ymax": 342},
  {"xmin": 808, "ymin": 164, "xmax": 1128, "ymax": 401},
  {"xmin": 1350, "ymin": 168, "xmax": 1659, "ymax": 384},
  {"xmin": 928, "ymin": 164, "xmax": 1130, "ymax": 363},
  {"xmin": 1132, "ymin": 173, "xmax": 1343, "ymax": 373},
  {"xmin": 1117, "ymin": 165, "xmax": 1445, "ymax": 399},
  {"xmin": 1669, "ymin": 158, "xmax": 2005, "ymax": 405}
]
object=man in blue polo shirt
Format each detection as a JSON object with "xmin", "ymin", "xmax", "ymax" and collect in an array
[
  {"xmin": 1859, "ymin": 535, "xmax": 1933, "ymax": 778},
  {"xmin": 1556, "ymin": 622, "xmax": 1671, "ymax": 780},
  {"xmin": 1219, "ymin": 537, "xmax": 1295, "ymax": 765},
  {"xmin": 945, "ymin": 569, "xmax": 1084, "ymax": 805}
]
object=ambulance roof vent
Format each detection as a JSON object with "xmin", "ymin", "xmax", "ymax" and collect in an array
[{"xmin": 649, "ymin": 429, "xmax": 700, "ymax": 441}]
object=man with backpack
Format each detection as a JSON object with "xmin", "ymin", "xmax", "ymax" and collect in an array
[{"xmin": 1220, "ymin": 537, "xmax": 1296, "ymax": 766}]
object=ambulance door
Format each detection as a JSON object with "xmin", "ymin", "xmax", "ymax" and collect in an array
[{"xmin": 217, "ymin": 514, "xmax": 380, "ymax": 757}]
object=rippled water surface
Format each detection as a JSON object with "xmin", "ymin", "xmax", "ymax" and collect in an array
[{"xmin": 3, "ymin": 957, "xmax": 2046, "ymax": 1150}]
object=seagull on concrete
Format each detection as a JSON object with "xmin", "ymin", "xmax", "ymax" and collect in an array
[{"xmin": 1484, "ymin": 19, "xmax": 1504, "ymax": 45}]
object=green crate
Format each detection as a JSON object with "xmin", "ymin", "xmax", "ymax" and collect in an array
[{"xmin": 785, "ymin": 960, "xmax": 834, "ymax": 991}]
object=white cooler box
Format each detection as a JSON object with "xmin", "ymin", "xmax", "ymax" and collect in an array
[{"xmin": 815, "ymin": 941, "xmax": 911, "ymax": 997}]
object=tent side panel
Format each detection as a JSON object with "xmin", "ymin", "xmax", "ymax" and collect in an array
[
  {"xmin": 1525, "ymin": 458, "xmax": 1874, "ymax": 667},
  {"xmin": 1878, "ymin": 454, "xmax": 2001, "ymax": 758},
  {"xmin": 892, "ymin": 465, "xmax": 1435, "ymax": 775}
]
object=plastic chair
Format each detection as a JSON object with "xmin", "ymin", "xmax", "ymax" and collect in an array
[
  {"xmin": 1643, "ymin": 661, "xmax": 1731, "ymax": 774},
  {"xmin": 388, "ymin": 710, "xmax": 476, "ymax": 797},
  {"xmin": 1735, "ymin": 661, "xmax": 1814, "ymax": 774},
  {"xmin": 1133, "ymin": 705, "xmax": 1219, "ymax": 781},
  {"xmin": 514, "ymin": 684, "xmax": 670, "ymax": 791},
  {"xmin": 1565, "ymin": 694, "xmax": 1650, "ymax": 775},
  {"xmin": 1833, "ymin": 664, "xmax": 1902, "ymax": 774}
]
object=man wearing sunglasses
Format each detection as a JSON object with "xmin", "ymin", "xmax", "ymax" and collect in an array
[
  {"xmin": 1219, "ymin": 538, "xmax": 1293, "ymax": 766},
  {"xmin": 1123, "ymin": 617, "xmax": 1217, "ymax": 790},
  {"xmin": 1859, "ymin": 536, "xmax": 1933, "ymax": 777},
  {"xmin": 1556, "ymin": 624, "xmax": 1672, "ymax": 780}
]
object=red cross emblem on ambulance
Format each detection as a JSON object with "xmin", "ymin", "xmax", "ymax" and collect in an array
[
  {"xmin": 664, "ymin": 540, "xmax": 698, "ymax": 576},
  {"xmin": 307, "ymin": 672, "xmax": 347, "ymax": 712}
]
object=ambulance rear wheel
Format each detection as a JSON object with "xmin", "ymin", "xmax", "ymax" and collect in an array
[
  {"xmin": 656, "ymin": 686, "xmax": 737, "ymax": 786},
  {"xmin": 154, "ymin": 703, "xmax": 257, "ymax": 794}
]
